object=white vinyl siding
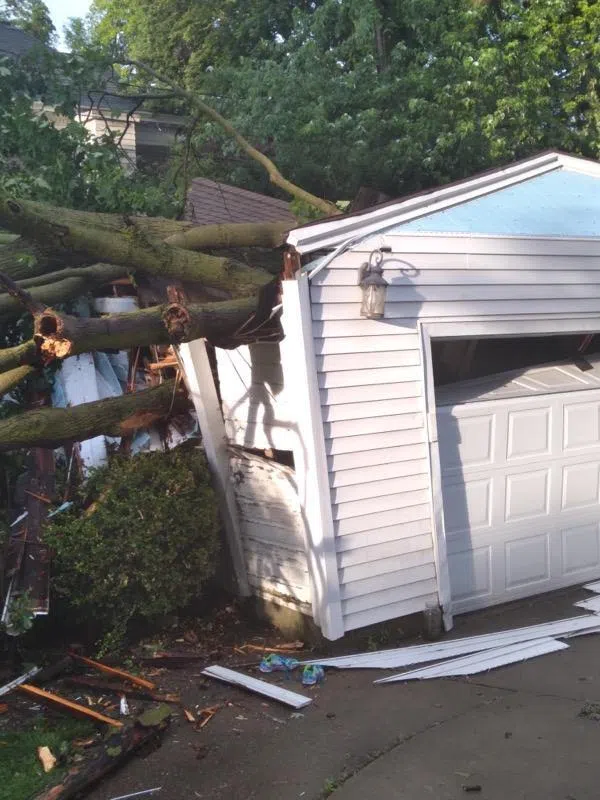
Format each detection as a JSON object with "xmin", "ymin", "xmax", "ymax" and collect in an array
[
  {"xmin": 216, "ymin": 343, "xmax": 296, "ymax": 451},
  {"xmin": 310, "ymin": 234, "xmax": 600, "ymax": 631},
  {"xmin": 230, "ymin": 451, "xmax": 311, "ymax": 612}
]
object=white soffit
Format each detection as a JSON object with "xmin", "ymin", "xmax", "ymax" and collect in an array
[
  {"xmin": 374, "ymin": 638, "xmax": 569, "ymax": 683},
  {"xmin": 286, "ymin": 152, "xmax": 600, "ymax": 254},
  {"xmin": 302, "ymin": 614, "xmax": 600, "ymax": 670}
]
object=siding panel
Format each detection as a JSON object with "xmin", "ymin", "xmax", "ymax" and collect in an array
[
  {"xmin": 318, "ymin": 366, "xmax": 420, "ymax": 389},
  {"xmin": 328, "ymin": 443, "xmax": 428, "ymax": 471},
  {"xmin": 331, "ymin": 474, "xmax": 429, "ymax": 504},
  {"xmin": 331, "ymin": 459, "xmax": 428, "ymax": 488},
  {"xmin": 316, "ymin": 351, "xmax": 420, "ymax": 372},
  {"xmin": 334, "ymin": 488, "xmax": 430, "ymax": 519},
  {"xmin": 342, "ymin": 578, "xmax": 438, "ymax": 615},
  {"xmin": 340, "ymin": 554, "xmax": 435, "ymax": 593},
  {"xmin": 320, "ymin": 382, "xmax": 421, "ymax": 406}
]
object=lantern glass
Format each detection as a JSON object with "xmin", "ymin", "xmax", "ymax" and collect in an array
[
  {"xmin": 360, "ymin": 282, "xmax": 387, "ymax": 318},
  {"xmin": 358, "ymin": 253, "xmax": 388, "ymax": 319}
]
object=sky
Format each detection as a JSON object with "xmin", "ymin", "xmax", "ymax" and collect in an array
[{"xmin": 46, "ymin": 0, "xmax": 91, "ymax": 48}]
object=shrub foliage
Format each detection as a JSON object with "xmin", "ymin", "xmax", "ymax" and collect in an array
[{"xmin": 44, "ymin": 447, "xmax": 220, "ymax": 653}]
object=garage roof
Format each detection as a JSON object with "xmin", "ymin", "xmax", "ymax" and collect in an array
[{"xmin": 287, "ymin": 151, "xmax": 600, "ymax": 254}]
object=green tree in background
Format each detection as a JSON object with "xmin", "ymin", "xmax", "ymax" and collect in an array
[
  {"xmin": 75, "ymin": 0, "xmax": 600, "ymax": 200},
  {"xmin": 0, "ymin": 0, "xmax": 55, "ymax": 46}
]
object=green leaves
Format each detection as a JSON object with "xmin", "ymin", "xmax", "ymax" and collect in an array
[{"xmin": 45, "ymin": 447, "xmax": 220, "ymax": 655}]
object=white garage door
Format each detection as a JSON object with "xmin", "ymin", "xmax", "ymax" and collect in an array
[{"xmin": 437, "ymin": 357, "xmax": 600, "ymax": 614}]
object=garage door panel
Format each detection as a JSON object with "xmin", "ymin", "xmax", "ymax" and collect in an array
[
  {"xmin": 562, "ymin": 463, "xmax": 600, "ymax": 511},
  {"xmin": 507, "ymin": 407, "xmax": 551, "ymax": 459},
  {"xmin": 447, "ymin": 546, "xmax": 492, "ymax": 604},
  {"xmin": 443, "ymin": 477, "xmax": 492, "ymax": 535},
  {"xmin": 505, "ymin": 468, "xmax": 550, "ymax": 522},
  {"xmin": 439, "ymin": 378, "xmax": 600, "ymax": 614},
  {"xmin": 563, "ymin": 400, "xmax": 600, "ymax": 451},
  {"xmin": 438, "ymin": 411, "xmax": 497, "ymax": 472},
  {"xmin": 561, "ymin": 522, "xmax": 600, "ymax": 575},
  {"xmin": 505, "ymin": 533, "xmax": 550, "ymax": 590}
]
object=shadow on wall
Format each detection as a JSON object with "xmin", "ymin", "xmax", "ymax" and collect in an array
[{"xmin": 225, "ymin": 343, "xmax": 324, "ymax": 619}]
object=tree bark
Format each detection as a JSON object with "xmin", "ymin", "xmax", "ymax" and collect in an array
[
  {"xmin": 24, "ymin": 200, "xmax": 194, "ymax": 241},
  {"xmin": 34, "ymin": 297, "xmax": 258, "ymax": 360},
  {"xmin": 33, "ymin": 705, "xmax": 171, "ymax": 800},
  {"xmin": 0, "ymin": 294, "xmax": 269, "ymax": 374},
  {"xmin": 0, "ymin": 237, "xmax": 69, "ymax": 282},
  {"xmin": 0, "ymin": 197, "xmax": 274, "ymax": 298},
  {"xmin": 0, "ymin": 264, "xmax": 127, "ymax": 319},
  {"xmin": 0, "ymin": 365, "xmax": 35, "ymax": 394},
  {"xmin": 0, "ymin": 380, "xmax": 187, "ymax": 450},
  {"xmin": 165, "ymin": 221, "xmax": 292, "ymax": 250}
]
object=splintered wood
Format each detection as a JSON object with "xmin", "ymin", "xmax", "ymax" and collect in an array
[
  {"xmin": 69, "ymin": 653, "xmax": 157, "ymax": 690},
  {"xmin": 17, "ymin": 684, "xmax": 123, "ymax": 727}
]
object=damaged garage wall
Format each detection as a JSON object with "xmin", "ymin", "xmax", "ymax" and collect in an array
[
  {"xmin": 216, "ymin": 343, "xmax": 296, "ymax": 451},
  {"xmin": 213, "ymin": 341, "xmax": 312, "ymax": 613},
  {"xmin": 229, "ymin": 450, "xmax": 311, "ymax": 614}
]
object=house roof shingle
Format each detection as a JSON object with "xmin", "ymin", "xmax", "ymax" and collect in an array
[
  {"xmin": 0, "ymin": 22, "xmax": 40, "ymax": 58},
  {"xmin": 185, "ymin": 178, "xmax": 297, "ymax": 226}
]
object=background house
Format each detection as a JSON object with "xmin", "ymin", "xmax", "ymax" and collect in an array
[{"xmin": 0, "ymin": 21, "xmax": 183, "ymax": 167}]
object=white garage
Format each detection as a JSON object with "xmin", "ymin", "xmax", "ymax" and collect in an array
[
  {"xmin": 189, "ymin": 151, "xmax": 600, "ymax": 641},
  {"xmin": 437, "ymin": 357, "xmax": 600, "ymax": 614}
]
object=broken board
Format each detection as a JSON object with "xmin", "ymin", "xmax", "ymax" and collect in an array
[
  {"xmin": 375, "ymin": 638, "xmax": 569, "ymax": 683},
  {"xmin": 202, "ymin": 665, "xmax": 312, "ymax": 709}
]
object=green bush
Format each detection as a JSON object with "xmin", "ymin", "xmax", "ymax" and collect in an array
[{"xmin": 44, "ymin": 447, "xmax": 220, "ymax": 654}]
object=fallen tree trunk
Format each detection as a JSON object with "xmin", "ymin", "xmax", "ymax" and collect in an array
[
  {"xmin": 0, "ymin": 263, "xmax": 127, "ymax": 319},
  {"xmin": 34, "ymin": 297, "xmax": 259, "ymax": 359},
  {"xmin": 0, "ymin": 296, "xmax": 262, "ymax": 374},
  {"xmin": 0, "ymin": 380, "xmax": 186, "ymax": 450},
  {"xmin": 0, "ymin": 238, "xmax": 70, "ymax": 282},
  {"xmin": 0, "ymin": 364, "xmax": 36, "ymax": 394},
  {"xmin": 33, "ymin": 705, "xmax": 172, "ymax": 800},
  {"xmin": 0, "ymin": 197, "xmax": 274, "ymax": 298},
  {"xmin": 165, "ymin": 221, "xmax": 292, "ymax": 250}
]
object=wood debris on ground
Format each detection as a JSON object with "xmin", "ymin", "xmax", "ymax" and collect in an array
[{"xmin": 37, "ymin": 745, "xmax": 57, "ymax": 773}]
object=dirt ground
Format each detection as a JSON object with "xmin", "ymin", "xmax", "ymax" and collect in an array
[{"xmin": 6, "ymin": 586, "xmax": 600, "ymax": 800}]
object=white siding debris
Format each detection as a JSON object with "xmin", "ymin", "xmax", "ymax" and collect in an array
[
  {"xmin": 374, "ymin": 638, "xmax": 569, "ymax": 683},
  {"xmin": 202, "ymin": 665, "xmax": 312, "ymax": 708},
  {"xmin": 302, "ymin": 614, "xmax": 600, "ymax": 669}
]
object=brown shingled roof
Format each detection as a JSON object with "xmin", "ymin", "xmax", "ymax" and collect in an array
[{"xmin": 185, "ymin": 178, "xmax": 297, "ymax": 226}]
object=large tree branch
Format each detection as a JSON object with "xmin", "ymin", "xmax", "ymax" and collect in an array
[
  {"xmin": 165, "ymin": 221, "xmax": 292, "ymax": 250},
  {"xmin": 0, "ymin": 365, "xmax": 35, "ymax": 395},
  {"xmin": 0, "ymin": 296, "xmax": 262, "ymax": 373},
  {"xmin": 0, "ymin": 264, "xmax": 127, "ymax": 319},
  {"xmin": 0, "ymin": 197, "xmax": 274, "ymax": 298},
  {"xmin": 124, "ymin": 59, "xmax": 340, "ymax": 217},
  {"xmin": 34, "ymin": 297, "xmax": 259, "ymax": 360},
  {"xmin": 0, "ymin": 380, "xmax": 187, "ymax": 451}
]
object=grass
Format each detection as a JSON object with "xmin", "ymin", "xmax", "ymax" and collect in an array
[{"xmin": 0, "ymin": 716, "xmax": 95, "ymax": 800}]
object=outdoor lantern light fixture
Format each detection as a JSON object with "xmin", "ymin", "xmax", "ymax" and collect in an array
[{"xmin": 358, "ymin": 247, "xmax": 390, "ymax": 319}]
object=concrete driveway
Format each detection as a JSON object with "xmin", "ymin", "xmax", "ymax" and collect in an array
[{"xmin": 87, "ymin": 587, "xmax": 600, "ymax": 800}]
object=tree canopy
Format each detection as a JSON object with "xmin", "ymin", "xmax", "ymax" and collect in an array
[{"xmin": 77, "ymin": 0, "xmax": 600, "ymax": 200}]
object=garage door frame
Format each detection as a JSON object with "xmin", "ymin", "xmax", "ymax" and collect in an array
[{"xmin": 420, "ymin": 317, "xmax": 600, "ymax": 626}]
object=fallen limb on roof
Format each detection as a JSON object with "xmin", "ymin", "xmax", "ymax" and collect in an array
[
  {"xmin": 202, "ymin": 665, "xmax": 312, "ymax": 709},
  {"xmin": 302, "ymin": 614, "xmax": 600, "ymax": 670},
  {"xmin": 375, "ymin": 638, "xmax": 569, "ymax": 683}
]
